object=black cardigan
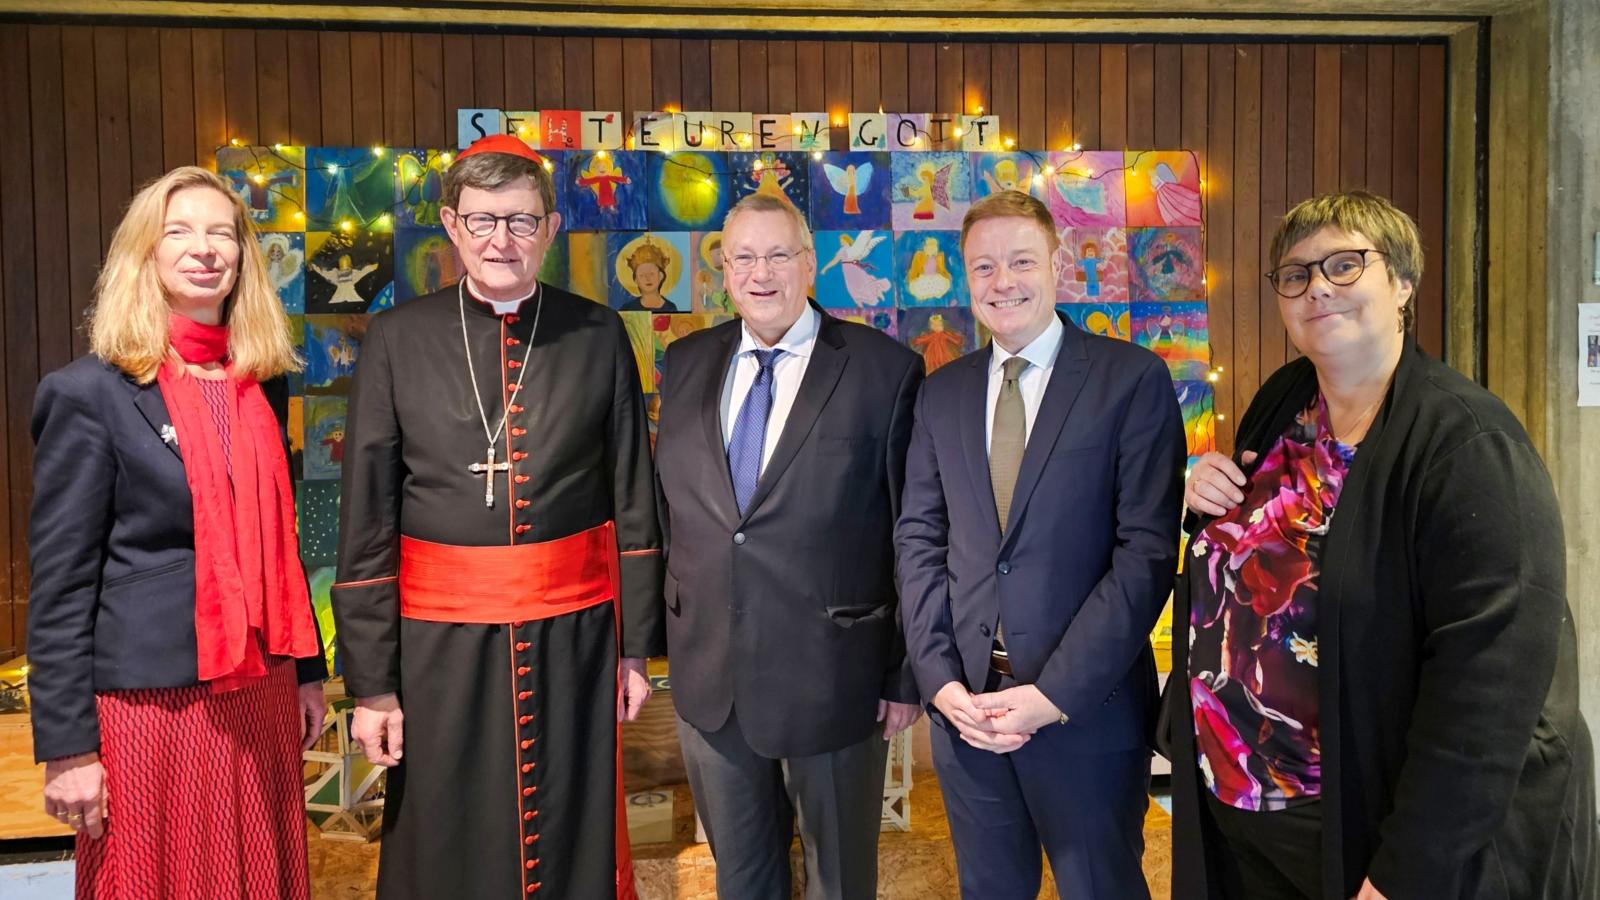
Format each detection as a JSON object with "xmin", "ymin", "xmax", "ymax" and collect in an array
[{"xmin": 1167, "ymin": 344, "xmax": 1597, "ymax": 899}]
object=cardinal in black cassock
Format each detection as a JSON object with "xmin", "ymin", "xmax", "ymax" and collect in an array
[{"xmin": 332, "ymin": 134, "xmax": 663, "ymax": 899}]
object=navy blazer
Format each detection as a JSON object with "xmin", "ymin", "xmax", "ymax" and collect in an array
[
  {"xmin": 27, "ymin": 355, "xmax": 325, "ymax": 762},
  {"xmin": 895, "ymin": 314, "xmax": 1186, "ymax": 754}
]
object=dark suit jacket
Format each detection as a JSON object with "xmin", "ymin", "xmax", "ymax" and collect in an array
[
  {"xmin": 656, "ymin": 306, "xmax": 923, "ymax": 759},
  {"xmin": 896, "ymin": 314, "xmax": 1185, "ymax": 754},
  {"xmin": 27, "ymin": 355, "xmax": 325, "ymax": 763},
  {"xmin": 1168, "ymin": 345, "xmax": 1598, "ymax": 900}
]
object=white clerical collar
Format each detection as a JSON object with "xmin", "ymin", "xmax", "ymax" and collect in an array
[
  {"xmin": 466, "ymin": 277, "xmax": 539, "ymax": 316},
  {"xmin": 989, "ymin": 313, "xmax": 1064, "ymax": 376},
  {"xmin": 738, "ymin": 305, "xmax": 820, "ymax": 360}
]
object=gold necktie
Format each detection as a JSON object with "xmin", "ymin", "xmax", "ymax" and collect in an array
[{"xmin": 990, "ymin": 356, "xmax": 1029, "ymax": 531}]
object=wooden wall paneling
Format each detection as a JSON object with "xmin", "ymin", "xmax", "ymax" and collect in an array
[
  {"xmin": 767, "ymin": 40, "xmax": 797, "ymax": 112},
  {"xmin": 1232, "ymin": 44, "xmax": 1262, "ymax": 402},
  {"xmin": 93, "ymin": 26, "xmax": 133, "ymax": 333},
  {"xmin": 27, "ymin": 27, "xmax": 71, "ymax": 378},
  {"xmin": 1016, "ymin": 44, "xmax": 1046, "ymax": 151},
  {"xmin": 962, "ymin": 43, "xmax": 989, "ymax": 117},
  {"xmin": 650, "ymin": 38, "xmax": 682, "ymax": 112},
  {"xmin": 1153, "ymin": 43, "xmax": 1182, "ymax": 149},
  {"xmin": 316, "ymin": 31, "xmax": 353, "ymax": 147},
  {"xmin": 562, "ymin": 37, "xmax": 593, "ymax": 108},
  {"xmin": 990, "ymin": 43, "xmax": 1019, "ymax": 147},
  {"xmin": 1179, "ymin": 44, "xmax": 1207, "ymax": 154},
  {"xmin": 256, "ymin": 30, "xmax": 290, "ymax": 147},
  {"xmin": 1258, "ymin": 43, "xmax": 1289, "ymax": 377},
  {"xmin": 222, "ymin": 28, "xmax": 258, "ymax": 144},
  {"xmin": 1363, "ymin": 44, "xmax": 1393, "ymax": 197},
  {"xmin": 935, "ymin": 42, "xmax": 962, "ymax": 114},
  {"xmin": 1284, "ymin": 44, "xmax": 1315, "ymax": 361},
  {"xmin": 1338, "ymin": 44, "xmax": 1366, "ymax": 188},
  {"xmin": 823, "ymin": 41, "xmax": 851, "ymax": 146},
  {"xmin": 381, "ymin": 33, "xmax": 415, "ymax": 146},
  {"xmin": 60, "ymin": 27, "xmax": 100, "ymax": 367},
  {"xmin": 1126, "ymin": 43, "xmax": 1155, "ymax": 149},
  {"xmin": 905, "ymin": 42, "xmax": 935, "ymax": 114},
  {"xmin": 1045, "ymin": 44, "xmax": 1073, "ymax": 151},
  {"xmin": 472, "ymin": 35, "xmax": 505, "ymax": 111},
  {"xmin": 739, "ymin": 40, "xmax": 767, "ymax": 112},
  {"xmin": 592, "ymin": 37, "xmax": 623, "ymax": 110},
  {"xmin": 285, "ymin": 31, "xmax": 320, "ymax": 147},
  {"xmin": 193, "ymin": 29, "xmax": 227, "ymax": 166},
  {"xmin": 679, "ymin": 39, "xmax": 711, "ymax": 111},
  {"xmin": 1389, "ymin": 44, "xmax": 1420, "ymax": 217},
  {"xmin": 349, "ymin": 33, "xmax": 384, "ymax": 145},
  {"xmin": 710, "ymin": 39, "xmax": 739, "ymax": 110},
  {"xmin": 411, "ymin": 33, "xmax": 444, "ymax": 147},
  {"xmin": 127, "ymin": 28, "xmax": 165, "ymax": 186},
  {"xmin": 793, "ymin": 41, "xmax": 824, "ymax": 112},
  {"xmin": 622, "ymin": 37, "xmax": 653, "ymax": 128},
  {"xmin": 441, "ymin": 36, "xmax": 476, "ymax": 140},
  {"xmin": 1071, "ymin": 44, "xmax": 1100, "ymax": 148},
  {"xmin": 1311, "ymin": 44, "xmax": 1340, "ymax": 195},
  {"xmin": 879, "ymin": 42, "xmax": 908, "ymax": 112},
  {"xmin": 1417, "ymin": 44, "xmax": 1447, "ymax": 361},
  {"xmin": 1099, "ymin": 43, "xmax": 1127, "ymax": 149},
  {"xmin": 1, "ymin": 26, "xmax": 34, "ymax": 644},
  {"xmin": 852, "ymin": 42, "xmax": 880, "ymax": 114},
  {"xmin": 1206, "ymin": 43, "xmax": 1235, "ymax": 447},
  {"xmin": 533, "ymin": 36, "xmax": 565, "ymax": 110},
  {"xmin": 160, "ymin": 29, "xmax": 197, "ymax": 167}
]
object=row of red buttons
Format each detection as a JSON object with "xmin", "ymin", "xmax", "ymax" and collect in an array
[{"xmin": 513, "ymin": 626, "xmax": 540, "ymax": 894}]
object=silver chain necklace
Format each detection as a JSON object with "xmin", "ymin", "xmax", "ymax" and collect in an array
[{"xmin": 459, "ymin": 278, "xmax": 543, "ymax": 508}]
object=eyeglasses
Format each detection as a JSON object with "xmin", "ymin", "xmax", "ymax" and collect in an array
[
  {"xmin": 457, "ymin": 211, "xmax": 548, "ymax": 238},
  {"xmin": 1266, "ymin": 249, "xmax": 1385, "ymax": 298},
  {"xmin": 727, "ymin": 248, "xmax": 808, "ymax": 273}
]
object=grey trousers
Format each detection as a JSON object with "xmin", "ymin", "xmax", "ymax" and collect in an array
[{"xmin": 676, "ymin": 708, "xmax": 890, "ymax": 900}]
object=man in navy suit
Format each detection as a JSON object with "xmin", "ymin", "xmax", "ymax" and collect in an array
[{"xmin": 895, "ymin": 190, "xmax": 1185, "ymax": 899}]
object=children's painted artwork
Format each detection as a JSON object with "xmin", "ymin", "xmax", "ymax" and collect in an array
[
  {"xmin": 900, "ymin": 307, "xmax": 974, "ymax": 374},
  {"xmin": 295, "ymin": 479, "xmax": 341, "ymax": 567},
  {"xmin": 1046, "ymin": 151, "xmax": 1126, "ymax": 228},
  {"xmin": 305, "ymin": 230, "xmax": 394, "ymax": 314},
  {"xmin": 303, "ymin": 315, "xmax": 368, "ymax": 394},
  {"xmin": 306, "ymin": 148, "xmax": 397, "ymax": 231},
  {"xmin": 1175, "ymin": 379, "xmax": 1217, "ymax": 458},
  {"xmin": 651, "ymin": 313, "xmax": 733, "ymax": 388},
  {"xmin": 610, "ymin": 232, "xmax": 691, "ymax": 313},
  {"xmin": 620, "ymin": 311, "xmax": 657, "ymax": 393},
  {"xmin": 1134, "ymin": 302, "xmax": 1211, "ymax": 381},
  {"xmin": 690, "ymin": 231, "xmax": 735, "ymax": 314},
  {"xmin": 972, "ymin": 153, "xmax": 1045, "ymax": 200},
  {"xmin": 1129, "ymin": 227, "xmax": 1205, "ymax": 302},
  {"xmin": 729, "ymin": 152, "xmax": 809, "ymax": 211},
  {"xmin": 892, "ymin": 153, "xmax": 972, "ymax": 231},
  {"xmin": 1055, "ymin": 227, "xmax": 1130, "ymax": 304},
  {"xmin": 815, "ymin": 230, "xmax": 895, "ymax": 309},
  {"xmin": 394, "ymin": 149, "xmax": 449, "ymax": 228},
  {"xmin": 306, "ymin": 566, "xmax": 339, "ymax": 670},
  {"xmin": 303, "ymin": 397, "xmax": 349, "ymax": 481},
  {"xmin": 259, "ymin": 233, "xmax": 306, "ymax": 313},
  {"xmin": 564, "ymin": 150, "xmax": 648, "ymax": 231},
  {"xmin": 1058, "ymin": 302, "xmax": 1132, "ymax": 342},
  {"xmin": 894, "ymin": 231, "xmax": 966, "ymax": 307},
  {"xmin": 563, "ymin": 233, "xmax": 610, "ymax": 303},
  {"xmin": 647, "ymin": 152, "xmax": 733, "ymax": 232},
  {"xmin": 219, "ymin": 146, "xmax": 306, "ymax": 232},
  {"xmin": 394, "ymin": 228, "xmax": 462, "ymax": 302},
  {"xmin": 837, "ymin": 309, "xmax": 897, "ymax": 338},
  {"xmin": 287, "ymin": 392, "xmax": 304, "ymax": 475},
  {"xmin": 1126, "ymin": 150, "xmax": 1203, "ymax": 227},
  {"xmin": 809, "ymin": 152, "xmax": 891, "ymax": 231}
]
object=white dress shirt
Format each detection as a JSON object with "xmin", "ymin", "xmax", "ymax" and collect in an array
[
  {"xmin": 984, "ymin": 314, "xmax": 1065, "ymax": 454},
  {"xmin": 720, "ymin": 306, "xmax": 820, "ymax": 474}
]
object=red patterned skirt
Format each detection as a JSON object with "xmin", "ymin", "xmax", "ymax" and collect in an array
[{"xmin": 75, "ymin": 658, "xmax": 310, "ymax": 900}]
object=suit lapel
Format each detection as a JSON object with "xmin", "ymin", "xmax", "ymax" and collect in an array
[
  {"xmin": 1002, "ymin": 316, "xmax": 1090, "ymax": 541},
  {"xmin": 739, "ymin": 312, "xmax": 847, "ymax": 522},
  {"xmin": 698, "ymin": 321, "xmax": 743, "ymax": 521},
  {"xmin": 128, "ymin": 377, "xmax": 181, "ymax": 459},
  {"xmin": 960, "ymin": 346, "xmax": 1002, "ymax": 539}
]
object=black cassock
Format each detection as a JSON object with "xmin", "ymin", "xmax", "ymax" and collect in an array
[{"xmin": 332, "ymin": 282, "xmax": 664, "ymax": 899}]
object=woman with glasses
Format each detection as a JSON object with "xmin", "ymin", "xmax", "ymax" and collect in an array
[{"xmin": 1167, "ymin": 190, "xmax": 1596, "ymax": 899}]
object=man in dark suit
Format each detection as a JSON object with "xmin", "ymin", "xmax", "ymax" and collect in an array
[
  {"xmin": 896, "ymin": 190, "xmax": 1186, "ymax": 899},
  {"xmin": 655, "ymin": 193, "xmax": 924, "ymax": 900}
]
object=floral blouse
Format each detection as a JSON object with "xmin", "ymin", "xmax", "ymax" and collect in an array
[{"xmin": 1188, "ymin": 396, "xmax": 1354, "ymax": 811}]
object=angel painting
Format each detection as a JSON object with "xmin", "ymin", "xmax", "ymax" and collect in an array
[
  {"xmin": 1149, "ymin": 162, "xmax": 1202, "ymax": 225},
  {"xmin": 892, "ymin": 152, "xmax": 971, "ymax": 230},
  {"xmin": 894, "ymin": 231, "xmax": 966, "ymax": 307},
  {"xmin": 227, "ymin": 169, "xmax": 298, "ymax": 222},
  {"xmin": 1126, "ymin": 151, "xmax": 1203, "ymax": 227},
  {"xmin": 312, "ymin": 255, "xmax": 380, "ymax": 306},
  {"xmin": 808, "ymin": 151, "xmax": 891, "ymax": 230},
  {"xmin": 577, "ymin": 154, "xmax": 631, "ymax": 212},
  {"xmin": 824, "ymin": 160, "xmax": 873, "ymax": 215},
  {"xmin": 905, "ymin": 162, "xmax": 952, "ymax": 221},
  {"xmin": 732, "ymin": 152, "xmax": 807, "ymax": 210},
  {"xmin": 817, "ymin": 231, "xmax": 892, "ymax": 307}
]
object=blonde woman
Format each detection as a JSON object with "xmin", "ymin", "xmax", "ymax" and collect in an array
[{"xmin": 28, "ymin": 166, "xmax": 326, "ymax": 899}]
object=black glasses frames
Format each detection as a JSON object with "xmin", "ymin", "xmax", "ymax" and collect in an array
[{"xmin": 1265, "ymin": 248, "xmax": 1386, "ymax": 298}]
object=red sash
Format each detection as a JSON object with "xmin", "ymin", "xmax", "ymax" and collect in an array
[{"xmin": 398, "ymin": 522, "xmax": 619, "ymax": 623}]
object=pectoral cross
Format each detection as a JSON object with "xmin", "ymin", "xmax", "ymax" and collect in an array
[{"xmin": 467, "ymin": 445, "xmax": 512, "ymax": 508}]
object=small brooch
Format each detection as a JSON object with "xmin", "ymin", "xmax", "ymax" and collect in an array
[{"xmin": 160, "ymin": 424, "xmax": 178, "ymax": 447}]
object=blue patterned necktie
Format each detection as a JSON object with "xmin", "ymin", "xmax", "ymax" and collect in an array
[{"xmin": 727, "ymin": 349, "xmax": 784, "ymax": 515}]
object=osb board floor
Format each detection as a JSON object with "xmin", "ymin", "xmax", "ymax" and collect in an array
[{"xmin": 307, "ymin": 777, "xmax": 1172, "ymax": 899}]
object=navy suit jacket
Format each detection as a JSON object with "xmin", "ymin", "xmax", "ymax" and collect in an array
[
  {"xmin": 27, "ymin": 355, "xmax": 324, "ymax": 762},
  {"xmin": 895, "ymin": 314, "xmax": 1185, "ymax": 753}
]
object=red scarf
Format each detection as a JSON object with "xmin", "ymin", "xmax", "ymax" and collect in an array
[{"xmin": 158, "ymin": 314, "xmax": 318, "ymax": 690}]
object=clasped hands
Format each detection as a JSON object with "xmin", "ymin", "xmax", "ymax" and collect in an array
[{"xmin": 933, "ymin": 680, "xmax": 1064, "ymax": 753}]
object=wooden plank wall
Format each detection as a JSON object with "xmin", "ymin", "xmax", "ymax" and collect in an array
[{"xmin": 0, "ymin": 26, "xmax": 1450, "ymax": 657}]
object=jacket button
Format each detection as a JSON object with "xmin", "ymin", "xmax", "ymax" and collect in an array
[
  {"xmin": 510, "ymin": 405, "xmax": 525, "ymax": 414},
  {"xmin": 997, "ymin": 561, "xmax": 1012, "ymax": 575},
  {"xmin": 517, "ymin": 666, "xmax": 531, "ymax": 676},
  {"xmin": 516, "ymin": 524, "xmax": 532, "ymax": 534},
  {"xmin": 521, "ymin": 739, "xmax": 534, "ymax": 749},
  {"xmin": 515, "ymin": 641, "xmax": 530, "ymax": 652},
  {"xmin": 733, "ymin": 532, "xmax": 746, "ymax": 545},
  {"xmin": 515, "ymin": 475, "xmax": 530, "ymax": 484},
  {"xmin": 980, "ymin": 624, "xmax": 991, "ymax": 637},
  {"xmin": 512, "ymin": 451, "xmax": 528, "ymax": 461},
  {"xmin": 507, "ymin": 359, "xmax": 522, "ymax": 369},
  {"xmin": 519, "ymin": 715, "xmax": 533, "ymax": 725},
  {"xmin": 523, "ymin": 786, "xmax": 536, "ymax": 797},
  {"xmin": 518, "ymin": 690, "xmax": 533, "ymax": 700},
  {"xmin": 512, "ymin": 427, "xmax": 527, "ymax": 437},
  {"xmin": 506, "ymin": 315, "xmax": 519, "ymax": 325},
  {"xmin": 522, "ymin": 763, "xmax": 534, "ymax": 773},
  {"xmin": 516, "ymin": 499, "xmax": 531, "ymax": 509},
  {"xmin": 507, "ymin": 337, "xmax": 521, "ymax": 346},
  {"xmin": 523, "ymin": 811, "xmax": 535, "ymax": 821},
  {"xmin": 524, "ymin": 835, "xmax": 536, "ymax": 845}
]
